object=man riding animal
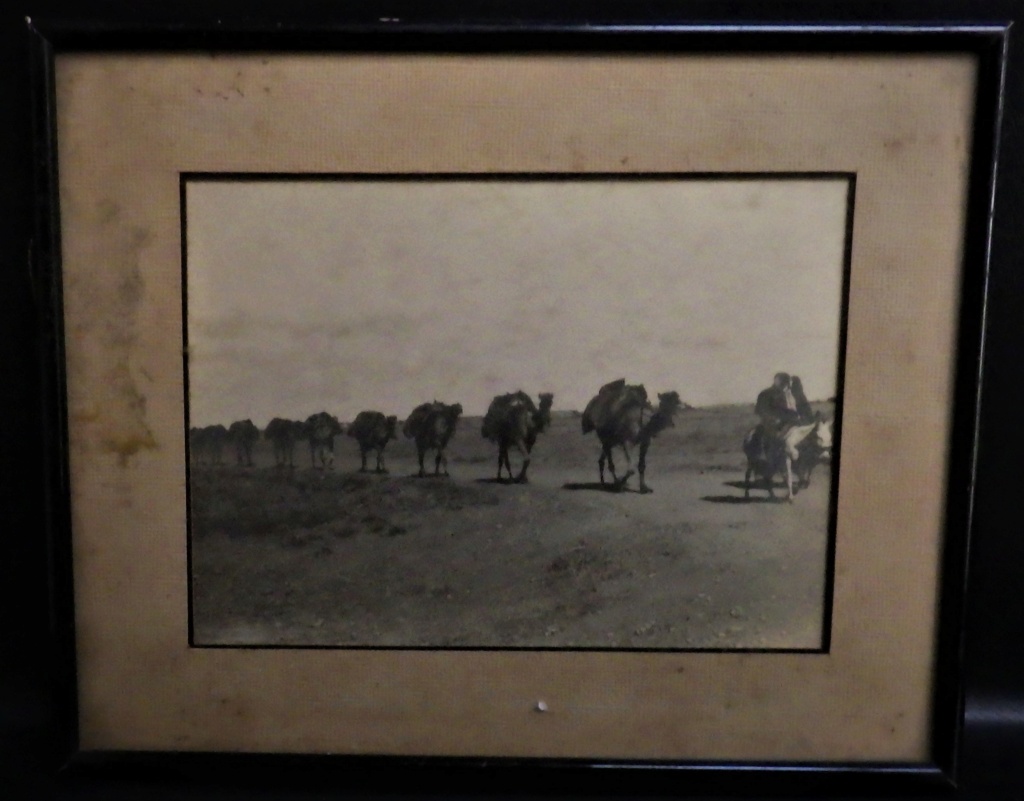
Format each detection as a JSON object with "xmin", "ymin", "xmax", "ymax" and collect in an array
[
  {"xmin": 753, "ymin": 372, "xmax": 801, "ymax": 461},
  {"xmin": 746, "ymin": 372, "xmax": 832, "ymax": 500}
]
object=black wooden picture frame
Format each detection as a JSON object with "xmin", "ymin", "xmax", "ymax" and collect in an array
[{"xmin": 2, "ymin": 2, "xmax": 1022, "ymax": 799}]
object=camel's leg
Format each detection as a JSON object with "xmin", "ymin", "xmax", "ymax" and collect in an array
[
  {"xmin": 745, "ymin": 463, "xmax": 753, "ymax": 498},
  {"xmin": 615, "ymin": 444, "xmax": 636, "ymax": 489},
  {"xmin": 417, "ymin": 446, "xmax": 426, "ymax": 478},
  {"xmin": 376, "ymin": 447, "xmax": 388, "ymax": 474},
  {"xmin": 436, "ymin": 449, "xmax": 448, "ymax": 477},
  {"xmin": 498, "ymin": 444, "xmax": 513, "ymax": 481},
  {"xmin": 598, "ymin": 450, "xmax": 607, "ymax": 485},
  {"xmin": 513, "ymin": 441, "xmax": 531, "ymax": 484},
  {"xmin": 606, "ymin": 447, "xmax": 618, "ymax": 483},
  {"xmin": 359, "ymin": 447, "xmax": 368, "ymax": 473},
  {"xmin": 637, "ymin": 439, "xmax": 651, "ymax": 494},
  {"xmin": 785, "ymin": 457, "xmax": 794, "ymax": 502}
]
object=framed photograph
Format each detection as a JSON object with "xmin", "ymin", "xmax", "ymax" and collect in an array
[{"xmin": 8, "ymin": 1, "xmax": 1024, "ymax": 798}]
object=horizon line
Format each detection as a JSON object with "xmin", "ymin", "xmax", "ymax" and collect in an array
[{"xmin": 188, "ymin": 398, "xmax": 838, "ymax": 429}]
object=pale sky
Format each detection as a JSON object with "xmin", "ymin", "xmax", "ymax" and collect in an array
[{"xmin": 185, "ymin": 178, "xmax": 849, "ymax": 427}]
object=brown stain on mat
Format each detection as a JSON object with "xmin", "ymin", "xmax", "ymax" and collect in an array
[
  {"xmin": 79, "ymin": 216, "xmax": 160, "ymax": 465},
  {"xmin": 99, "ymin": 361, "xmax": 158, "ymax": 467}
]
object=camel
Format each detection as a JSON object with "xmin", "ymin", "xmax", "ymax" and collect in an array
[
  {"xmin": 581, "ymin": 379, "xmax": 683, "ymax": 493},
  {"xmin": 303, "ymin": 411, "xmax": 344, "ymax": 470},
  {"xmin": 402, "ymin": 401, "xmax": 463, "ymax": 478},
  {"xmin": 227, "ymin": 419, "xmax": 260, "ymax": 466},
  {"xmin": 481, "ymin": 391, "xmax": 554, "ymax": 483},
  {"xmin": 743, "ymin": 415, "xmax": 833, "ymax": 501},
  {"xmin": 264, "ymin": 417, "xmax": 302, "ymax": 468},
  {"xmin": 347, "ymin": 411, "xmax": 399, "ymax": 473},
  {"xmin": 190, "ymin": 424, "xmax": 228, "ymax": 465}
]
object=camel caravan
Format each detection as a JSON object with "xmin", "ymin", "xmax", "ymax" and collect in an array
[{"xmin": 188, "ymin": 372, "xmax": 833, "ymax": 502}]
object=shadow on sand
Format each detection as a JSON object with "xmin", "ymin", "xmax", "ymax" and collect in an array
[
  {"xmin": 701, "ymin": 494, "xmax": 785, "ymax": 505},
  {"xmin": 722, "ymin": 479, "xmax": 787, "ymax": 491},
  {"xmin": 702, "ymin": 478, "xmax": 791, "ymax": 504},
  {"xmin": 562, "ymin": 471, "xmax": 637, "ymax": 494},
  {"xmin": 474, "ymin": 477, "xmax": 526, "ymax": 486}
]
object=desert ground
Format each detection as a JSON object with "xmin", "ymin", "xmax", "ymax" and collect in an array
[{"xmin": 189, "ymin": 402, "xmax": 834, "ymax": 650}]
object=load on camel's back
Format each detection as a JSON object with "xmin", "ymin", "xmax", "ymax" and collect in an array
[
  {"xmin": 581, "ymin": 378, "xmax": 684, "ymax": 494},
  {"xmin": 403, "ymin": 401, "xmax": 463, "ymax": 478},
  {"xmin": 481, "ymin": 390, "xmax": 554, "ymax": 484}
]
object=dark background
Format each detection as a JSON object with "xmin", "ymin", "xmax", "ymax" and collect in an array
[{"xmin": 2, "ymin": 2, "xmax": 1022, "ymax": 799}]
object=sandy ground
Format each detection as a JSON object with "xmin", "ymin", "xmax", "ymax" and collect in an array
[{"xmin": 190, "ymin": 404, "xmax": 834, "ymax": 650}]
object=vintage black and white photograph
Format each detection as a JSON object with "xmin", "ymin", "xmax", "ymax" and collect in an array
[{"xmin": 184, "ymin": 175, "xmax": 850, "ymax": 651}]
